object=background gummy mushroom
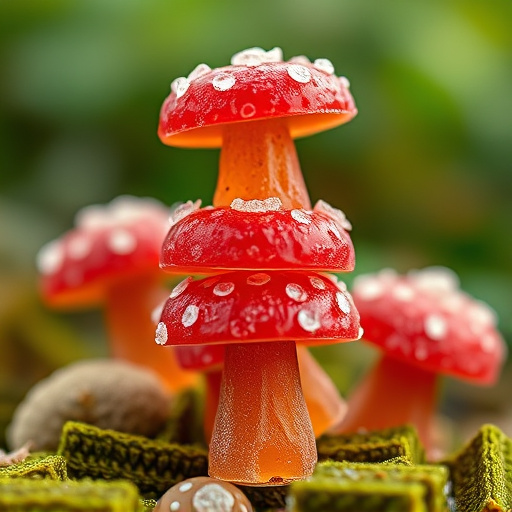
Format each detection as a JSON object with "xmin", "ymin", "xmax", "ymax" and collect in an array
[
  {"xmin": 157, "ymin": 270, "xmax": 361, "ymax": 484},
  {"xmin": 336, "ymin": 267, "xmax": 507, "ymax": 454},
  {"xmin": 158, "ymin": 46, "xmax": 356, "ymax": 209},
  {"xmin": 37, "ymin": 195, "xmax": 196, "ymax": 392}
]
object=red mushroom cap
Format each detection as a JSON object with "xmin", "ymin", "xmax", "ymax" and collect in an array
[
  {"xmin": 160, "ymin": 198, "xmax": 354, "ymax": 274},
  {"xmin": 158, "ymin": 47, "xmax": 357, "ymax": 148},
  {"xmin": 155, "ymin": 270, "xmax": 361, "ymax": 347},
  {"xmin": 352, "ymin": 267, "xmax": 507, "ymax": 385},
  {"xmin": 37, "ymin": 196, "xmax": 171, "ymax": 308},
  {"xmin": 175, "ymin": 344, "xmax": 225, "ymax": 372}
]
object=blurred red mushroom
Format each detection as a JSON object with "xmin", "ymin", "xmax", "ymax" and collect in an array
[
  {"xmin": 336, "ymin": 267, "xmax": 507, "ymax": 454},
  {"xmin": 37, "ymin": 195, "xmax": 197, "ymax": 392},
  {"xmin": 157, "ymin": 270, "xmax": 361, "ymax": 484}
]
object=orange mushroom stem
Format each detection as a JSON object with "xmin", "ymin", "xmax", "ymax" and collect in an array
[
  {"xmin": 215, "ymin": 119, "xmax": 310, "ymax": 209},
  {"xmin": 208, "ymin": 341, "xmax": 316, "ymax": 485}
]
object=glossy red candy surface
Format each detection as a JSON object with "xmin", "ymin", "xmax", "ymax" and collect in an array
[
  {"xmin": 157, "ymin": 271, "xmax": 360, "ymax": 346},
  {"xmin": 160, "ymin": 204, "xmax": 355, "ymax": 274},
  {"xmin": 158, "ymin": 61, "xmax": 356, "ymax": 148}
]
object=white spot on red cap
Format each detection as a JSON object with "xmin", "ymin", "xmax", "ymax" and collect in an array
[
  {"xmin": 357, "ymin": 327, "xmax": 364, "ymax": 339},
  {"xmin": 171, "ymin": 77, "xmax": 190, "ymax": 99},
  {"xmin": 36, "ymin": 240, "xmax": 64, "ymax": 275},
  {"xmin": 188, "ymin": 63, "xmax": 212, "ymax": 81},
  {"xmin": 67, "ymin": 235, "xmax": 92, "ymax": 260},
  {"xmin": 309, "ymin": 276, "xmax": 326, "ymax": 290},
  {"xmin": 313, "ymin": 58, "xmax": 335, "ymax": 75},
  {"xmin": 179, "ymin": 482, "xmax": 193, "ymax": 492},
  {"xmin": 289, "ymin": 55, "xmax": 311, "ymax": 65},
  {"xmin": 339, "ymin": 76, "xmax": 351, "ymax": 88},
  {"xmin": 108, "ymin": 229, "xmax": 137, "ymax": 255},
  {"xmin": 298, "ymin": 309, "xmax": 321, "ymax": 332},
  {"xmin": 170, "ymin": 277, "xmax": 193, "ymax": 299},
  {"xmin": 231, "ymin": 47, "xmax": 283, "ymax": 67},
  {"xmin": 287, "ymin": 64, "xmax": 312, "ymax": 83},
  {"xmin": 336, "ymin": 292, "xmax": 351, "ymax": 314},
  {"xmin": 212, "ymin": 73, "xmax": 236, "ymax": 92},
  {"xmin": 247, "ymin": 273, "xmax": 271, "ymax": 286},
  {"xmin": 213, "ymin": 282, "xmax": 235, "ymax": 297},
  {"xmin": 182, "ymin": 305, "xmax": 199, "ymax": 328},
  {"xmin": 353, "ymin": 275, "xmax": 385, "ymax": 301},
  {"xmin": 392, "ymin": 284, "xmax": 415, "ymax": 302},
  {"xmin": 314, "ymin": 200, "xmax": 352, "ymax": 231},
  {"xmin": 170, "ymin": 501, "xmax": 180, "ymax": 511},
  {"xmin": 231, "ymin": 197, "xmax": 282, "ymax": 213},
  {"xmin": 155, "ymin": 322, "xmax": 168, "ymax": 345},
  {"xmin": 240, "ymin": 103, "xmax": 256, "ymax": 118},
  {"xmin": 424, "ymin": 314, "xmax": 448, "ymax": 340},
  {"xmin": 170, "ymin": 199, "xmax": 201, "ymax": 226},
  {"xmin": 291, "ymin": 209, "xmax": 311, "ymax": 224},
  {"xmin": 286, "ymin": 283, "xmax": 307, "ymax": 302}
]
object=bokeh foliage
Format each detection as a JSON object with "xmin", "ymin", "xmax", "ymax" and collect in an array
[{"xmin": 0, "ymin": 0, "xmax": 511, "ymax": 446}]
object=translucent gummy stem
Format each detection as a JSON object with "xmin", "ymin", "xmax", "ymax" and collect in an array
[
  {"xmin": 105, "ymin": 275, "xmax": 196, "ymax": 392},
  {"xmin": 209, "ymin": 340, "xmax": 317, "ymax": 485},
  {"xmin": 215, "ymin": 118, "xmax": 311, "ymax": 209},
  {"xmin": 337, "ymin": 355, "xmax": 438, "ymax": 451}
]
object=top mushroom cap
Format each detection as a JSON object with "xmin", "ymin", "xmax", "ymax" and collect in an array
[
  {"xmin": 158, "ymin": 47, "xmax": 357, "ymax": 148},
  {"xmin": 352, "ymin": 267, "xmax": 507, "ymax": 385},
  {"xmin": 37, "ymin": 196, "xmax": 171, "ymax": 308},
  {"xmin": 160, "ymin": 198, "xmax": 355, "ymax": 274}
]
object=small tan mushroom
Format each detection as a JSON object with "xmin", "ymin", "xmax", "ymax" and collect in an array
[{"xmin": 154, "ymin": 477, "xmax": 253, "ymax": 512}]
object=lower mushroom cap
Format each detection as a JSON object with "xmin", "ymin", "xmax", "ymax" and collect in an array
[{"xmin": 157, "ymin": 270, "xmax": 361, "ymax": 347}]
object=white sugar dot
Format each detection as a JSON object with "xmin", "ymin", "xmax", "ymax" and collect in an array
[
  {"xmin": 179, "ymin": 482, "xmax": 193, "ymax": 492},
  {"xmin": 36, "ymin": 240, "xmax": 64, "ymax": 275},
  {"xmin": 414, "ymin": 345, "xmax": 429, "ymax": 361},
  {"xmin": 353, "ymin": 276, "xmax": 384, "ymax": 301},
  {"xmin": 313, "ymin": 58, "xmax": 335, "ymax": 75},
  {"xmin": 298, "ymin": 309, "xmax": 321, "ymax": 332},
  {"xmin": 424, "ymin": 314, "xmax": 447, "ymax": 340},
  {"xmin": 357, "ymin": 327, "xmax": 364, "ymax": 340},
  {"xmin": 240, "ymin": 504, "xmax": 248, "ymax": 512},
  {"xmin": 182, "ymin": 305, "xmax": 199, "ymax": 328},
  {"xmin": 188, "ymin": 63, "xmax": 211, "ymax": 81},
  {"xmin": 192, "ymin": 483, "xmax": 235, "ymax": 512},
  {"xmin": 336, "ymin": 292, "xmax": 351, "ymax": 314},
  {"xmin": 291, "ymin": 209, "xmax": 311, "ymax": 224},
  {"xmin": 247, "ymin": 273, "xmax": 270, "ymax": 286},
  {"xmin": 231, "ymin": 197, "xmax": 282, "ymax": 213},
  {"xmin": 392, "ymin": 284, "xmax": 415, "ymax": 302},
  {"xmin": 68, "ymin": 236, "xmax": 92, "ymax": 260},
  {"xmin": 339, "ymin": 76, "xmax": 350, "ymax": 88},
  {"xmin": 170, "ymin": 501, "xmax": 180, "ymax": 511},
  {"xmin": 108, "ymin": 229, "xmax": 137, "ymax": 255},
  {"xmin": 155, "ymin": 322, "xmax": 168, "ymax": 345},
  {"xmin": 171, "ymin": 77, "xmax": 190, "ymax": 98},
  {"xmin": 212, "ymin": 73, "xmax": 236, "ymax": 91},
  {"xmin": 287, "ymin": 64, "xmax": 311, "ymax": 83},
  {"xmin": 170, "ymin": 277, "xmax": 193, "ymax": 299},
  {"xmin": 286, "ymin": 283, "xmax": 307, "ymax": 302},
  {"xmin": 481, "ymin": 335, "xmax": 496, "ymax": 353},
  {"xmin": 213, "ymin": 282, "xmax": 235, "ymax": 297},
  {"xmin": 309, "ymin": 276, "xmax": 326, "ymax": 290},
  {"xmin": 240, "ymin": 103, "xmax": 256, "ymax": 118}
]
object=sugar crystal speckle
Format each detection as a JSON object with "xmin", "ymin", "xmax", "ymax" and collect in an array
[
  {"xmin": 298, "ymin": 309, "xmax": 321, "ymax": 332},
  {"xmin": 171, "ymin": 77, "xmax": 190, "ymax": 99},
  {"xmin": 212, "ymin": 73, "xmax": 236, "ymax": 92},
  {"xmin": 291, "ymin": 209, "xmax": 311, "ymax": 224},
  {"xmin": 155, "ymin": 322, "xmax": 168, "ymax": 345},
  {"xmin": 213, "ymin": 282, "xmax": 235, "ymax": 297},
  {"xmin": 231, "ymin": 197, "xmax": 282, "ymax": 212},
  {"xmin": 170, "ymin": 277, "xmax": 193, "ymax": 299},
  {"xmin": 313, "ymin": 58, "xmax": 335, "ymax": 75},
  {"xmin": 182, "ymin": 305, "xmax": 199, "ymax": 328},
  {"xmin": 287, "ymin": 64, "xmax": 312, "ymax": 83},
  {"xmin": 286, "ymin": 283, "xmax": 307, "ymax": 302},
  {"xmin": 336, "ymin": 292, "xmax": 351, "ymax": 314}
]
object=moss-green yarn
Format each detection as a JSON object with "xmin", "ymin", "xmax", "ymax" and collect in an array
[
  {"xmin": 317, "ymin": 425, "xmax": 425, "ymax": 465},
  {"xmin": 0, "ymin": 454, "xmax": 67, "ymax": 480},
  {"xmin": 237, "ymin": 483, "xmax": 289, "ymax": 511},
  {"xmin": 314, "ymin": 461, "xmax": 449, "ymax": 512},
  {"xmin": 291, "ymin": 477, "xmax": 428, "ymax": 512},
  {"xmin": 140, "ymin": 498, "xmax": 157, "ymax": 511},
  {"xmin": 57, "ymin": 421, "xmax": 209, "ymax": 499},
  {"xmin": 0, "ymin": 478, "xmax": 142, "ymax": 511},
  {"xmin": 443, "ymin": 424, "xmax": 512, "ymax": 512}
]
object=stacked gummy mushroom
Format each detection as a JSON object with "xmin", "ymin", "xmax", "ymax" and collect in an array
[{"xmin": 154, "ymin": 47, "xmax": 362, "ymax": 485}]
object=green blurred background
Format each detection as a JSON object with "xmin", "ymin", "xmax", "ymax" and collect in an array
[{"xmin": 1, "ymin": 0, "xmax": 511, "ymax": 448}]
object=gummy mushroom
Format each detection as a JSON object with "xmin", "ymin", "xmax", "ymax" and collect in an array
[
  {"xmin": 157, "ymin": 270, "xmax": 361, "ymax": 484},
  {"xmin": 158, "ymin": 47, "xmax": 356, "ymax": 209},
  {"xmin": 36, "ymin": 196, "xmax": 196, "ymax": 392},
  {"xmin": 336, "ymin": 267, "xmax": 507, "ymax": 453},
  {"xmin": 154, "ymin": 477, "xmax": 252, "ymax": 512}
]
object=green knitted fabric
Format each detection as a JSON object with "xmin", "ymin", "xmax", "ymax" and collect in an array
[
  {"xmin": 57, "ymin": 421, "xmax": 209, "ymax": 499},
  {"xmin": 314, "ymin": 461, "xmax": 449, "ymax": 512},
  {"xmin": 290, "ymin": 477, "xmax": 427, "ymax": 512},
  {"xmin": 0, "ymin": 478, "xmax": 142, "ymax": 512},
  {"xmin": 157, "ymin": 387, "xmax": 205, "ymax": 446},
  {"xmin": 317, "ymin": 425, "xmax": 424, "ymax": 464},
  {"xmin": 140, "ymin": 499, "xmax": 157, "ymax": 511},
  {"xmin": 0, "ymin": 454, "xmax": 67, "ymax": 480},
  {"xmin": 238, "ymin": 483, "xmax": 289, "ymax": 510},
  {"xmin": 443, "ymin": 424, "xmax": 512, "ymax": 512}
]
